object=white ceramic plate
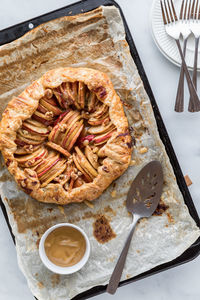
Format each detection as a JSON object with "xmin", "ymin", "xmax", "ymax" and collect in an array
[{"xmin": 151, "ymin": 0, "xmax": 200, "ymax": 71}]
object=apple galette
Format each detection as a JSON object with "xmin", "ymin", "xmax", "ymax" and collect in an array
[{"xmin": 0, "ymin": 68, "xmax": 132, "ymax": 204}]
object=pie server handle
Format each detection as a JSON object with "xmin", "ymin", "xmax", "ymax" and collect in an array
[{"xmin": 106, "ymin": 213, "xmax": 140, "ymax": 295}]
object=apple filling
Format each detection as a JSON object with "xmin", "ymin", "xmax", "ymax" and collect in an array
[{"xmin": 14, "ymin": 82, "xmax": 116, "ymax": 189}]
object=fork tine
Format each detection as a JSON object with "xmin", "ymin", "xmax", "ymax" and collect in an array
[
  {"xmin": 167, "ymin": 0, "xmax": 174, "ymax": 22},
  {"xmin": 188, "ymin": 0, "xmax": 192, "ymax": 19},
  {"xmin": 198, "ymin": 0, "xmax": 200, "ymax": 19},
  {"xmin": 191, "ymin": 0, "xmax": 196, "ymax": 18},
  {"xmin": 170, "ymin": 0, "xmax": 178, "ymax": 21},
  {"xmin": 184, "ymin": 0, "xmax": 188, "ymax": 19},
  {"xmin": 160, "ymin": 0, "xmax": 168, "ymax": 24},
  {"xmin": 180, "ymin": 0, "xmax": 185, "ymax": 19},
  {"xmin": 164, "ymin": 0, "xmax": 171, "ymax": 23},
  {"xmin": 194, "ymin": 0, "xmax": 199, "ymax": 19}
]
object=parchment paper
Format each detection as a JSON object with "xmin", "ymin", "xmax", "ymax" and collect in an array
[{"xmin": 0, "ymin": 6, "xmax": 199, "ymax": 300}]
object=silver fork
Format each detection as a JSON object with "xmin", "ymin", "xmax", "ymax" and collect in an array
[
  {"xmin": 188, "ymin": 0, "xmax": 200, "ymax": 111},
  {"xmin": 160, "ymin": 0, "xmax": 200, "ymax": 112},
  {"xmin": 175, "ymin": 0, "xmax": 191, "ymax": 112}
]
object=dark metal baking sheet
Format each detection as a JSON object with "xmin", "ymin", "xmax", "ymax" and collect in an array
[{"xmin": 0, "ymin": 0, "xmax": 200, "ymax": 299}]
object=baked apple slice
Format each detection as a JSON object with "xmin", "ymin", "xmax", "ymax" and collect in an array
[
  {"xmin": 79, "ymin": 135, "xmax": 95, "ymax": 144},
  {"xmin": 61, "ymin": 82, "xmax": 82, "ymax": 109},
  {"xmin": 15, "ymin": 147, "xmax": 47, "ymax": 167},
  {"xmin": 87, "ymin": 92, "xmax": 97, "ymax": 112},
  {"xmin": 89, "ymin": 104, "xmax": 108, "ymax": 119},
  {"xmin": 37, "ymin": 104, "xmax": 48, "ymax": 114},
  {"xmin": 53, "ymin": 87, "xmax": 67, "ymax": 108},
  {"xmin": 40, "ymin": 98, "xmax": 63, "ymax": 116},
  {"xmin": 78, "ymin": 82, "xmax": 86, "ymax": 109},
  {"xmin": 34, "ymin": 110, "xmax": 54, "ymax": 121},
  {"xmin": 15, "ymin": 145, "xmax": 40, "ymax": 155},
  {"xmin": 72, "ymin": 153, "xmax": 92, "ymax": 182},
  {"xmin": 25, "ymin": 118, "xmax": 48, "ymax": 128},
  {"xmin": 42, "ymin": 96, "xmax": 57, "ymax": 106},
  {"xmin": 40, "ymin": 159, "xmax": 67, "ymax": 187},
  {"xmin": 75, "ymin": 146, "xmax": 98, "ymax": 178},
  {"xmin": 87, "ymin": 122, "xmax": 115, "ymax": 135},
  {"xmin": 48, "ymin": 110, "xmax": 74, "ymax": 142},
  {"xmin": 85, "ymin": 145, "xmax": 99, "ymax": 169},
  {"xmin": 16, "ymin": 135, "xmax": 44, "ymax": 146},
  {"xmin": 60, "ymin": 110, "xmax": 79, "ymax": 125},
  {"xmin": 46, "ymin": 141, "xmax": 70, "ymax": 158},
  {"xmin": 37, "ymin": 157, "xmax": 60, "ymax": 178},
  {"xmin": 93, "ymin": 129, "xmax": 116, "ymax": 145},
  {"xmin": 88, "ymin": 112, "xmax": 109, "ymax": 126},
  {"xmin": 18, "ymin": 129, "xmax": 46, "ymax": 142},
  {"xmin": 71, "ymin": 82, "xmax": 81, "ymax": 109},
  {"xmin": 61, "ymin": 119, "xmax": 83, "ymax": 149},
  {"xmin": 54, "ymin": 111, "xmax": 69, "ymax": 126},
  {"xmin": 34, "ymin": 151, "xmax": 59, "ymax": 173},
  {"xmin": 22, "ymin": 121, "xmax": 49, "ymax": 136},
  {"xmin": 67, "ymin": 123, "xmax": 84, "ymax": 152},
  {"xmin": 61, "ymin": 112, "xmax": 82, "ymax": 140},
  {"xmin": 74, "ymin": 177, "xmax": 84, "ymax": 188},
  {"xmin": 32, "ymin": 111, "xmax": 54, "ymax": 126},
  {"xmin": 60, "ymin": 82, "xmax": 74, "ymax": 105}
]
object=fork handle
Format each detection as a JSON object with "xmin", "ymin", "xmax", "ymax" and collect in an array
[
  {"xmin": 175, "ymin": 38, "xmax": 188, "ymax": 112},
  {"xmin": 106, "ymin": 214, "xmax": 140, "ymax": 295},
  {"xmin": 175, "ymin": 39, "xmax": 200, "ymax": 112},
  {"xmin": 188, "ymin": 37, "xmax": 199, "ymax": 112}
]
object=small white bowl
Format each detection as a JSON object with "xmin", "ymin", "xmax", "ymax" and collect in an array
[{"xmin": 39, "ymin": 223, "xmax": 90, "ymax": 275}]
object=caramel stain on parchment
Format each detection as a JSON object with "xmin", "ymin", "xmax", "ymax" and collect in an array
[
  {"xmin": 103, "ymin": 205, "xmax": 116, "ymax": 216},
  {"xmin": 68, "ymin": 216, "xmax": 81, "ymax": 223},
  {"xmin": 6, "ymin": 197, "xmax": 66, "ymax": 234},
  {"xmin": 51, "ymin": 274, "xmax": 60, "ymax": 288},
  {"xmin": 93, "ymin": 215, "xmax": 116, "ymax": 244},
  {"xmin": 82, "ymin": 211, "xmax": 99, "ymax": 220},
  {"xmin": 80, "ymin": 206, "xmax": 116, "ymax": 222},
  {"xmin": 153, "ymin": 200, "xmax": 169, "ymax": 216},
  {"xmin": 38, "ymin": 282, "xmax": 44, "ymax": 289},
  {"xmin": 167, "ymin": 212, "xmax": 175, "ymax": 224},
  {"xmin": 0, "ymin": 172, "xmax": 13, "ymax": 182}
]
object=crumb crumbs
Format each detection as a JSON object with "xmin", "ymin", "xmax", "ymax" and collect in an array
[
  {"xmin": 167, "ymin": 212, "xmax": 175, "ymax": 224},
  {"xmin": 111, "ymin": 190, "xmax": 116, "ymax": 198},
  {"xmin": 130, "ymin": 159, "xmax": 136, "ymax": 166},
  {"xmin": 108, "ymin": 256, "xmax": 116, "ymax": 263},
  {"xmin": 126, "ymin": 274, "xmax": 131, "ymax": 279},
  {"xmin": 139, "ymin": 147, "xmax": 148, "ymax": 154},
  {"xmin": 84, "ymin": 200, "xmax": 94, "ymax": 208},
  {"xmin": 136, "ymin": 249, "xmax": 140, "ymax": 253},
  {"xmin": 184, "ymin": 174, "xmax": 192, "ymax": 187},
  {"xmin": 58, "ymin": 205, "xmax": 65, "ymax": 215},
  {"xmin": 38, "ymin": 282, "xmax": 44, "ymax": 289}
]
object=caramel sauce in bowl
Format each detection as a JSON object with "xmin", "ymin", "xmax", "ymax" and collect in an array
[{"xmin": 39, "ymin": 223, "xmax": 90, "ymax": 274}]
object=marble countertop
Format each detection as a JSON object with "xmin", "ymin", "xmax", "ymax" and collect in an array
[{"xmin": 0, "ymin": 0, "xmax": 200, "ymax": 299}]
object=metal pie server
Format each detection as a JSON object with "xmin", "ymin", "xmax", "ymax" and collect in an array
[{"xmin": 106, "ymin": 161, "xmax": 163, "ymax": 295}]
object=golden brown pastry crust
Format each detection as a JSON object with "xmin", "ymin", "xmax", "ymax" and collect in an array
[{"xmin": 0, "ymin": 67, "xmax": 132, "ymax": 204}]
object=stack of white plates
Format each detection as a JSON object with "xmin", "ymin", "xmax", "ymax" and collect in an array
[{"xmin": 151, "ymin": 0, "xmax": 200, "ymax": 71}]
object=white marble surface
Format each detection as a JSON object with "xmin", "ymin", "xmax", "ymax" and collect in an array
[{"xmin": 0, "ymin": 0, "xmax": 200, "ymax": 299}]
